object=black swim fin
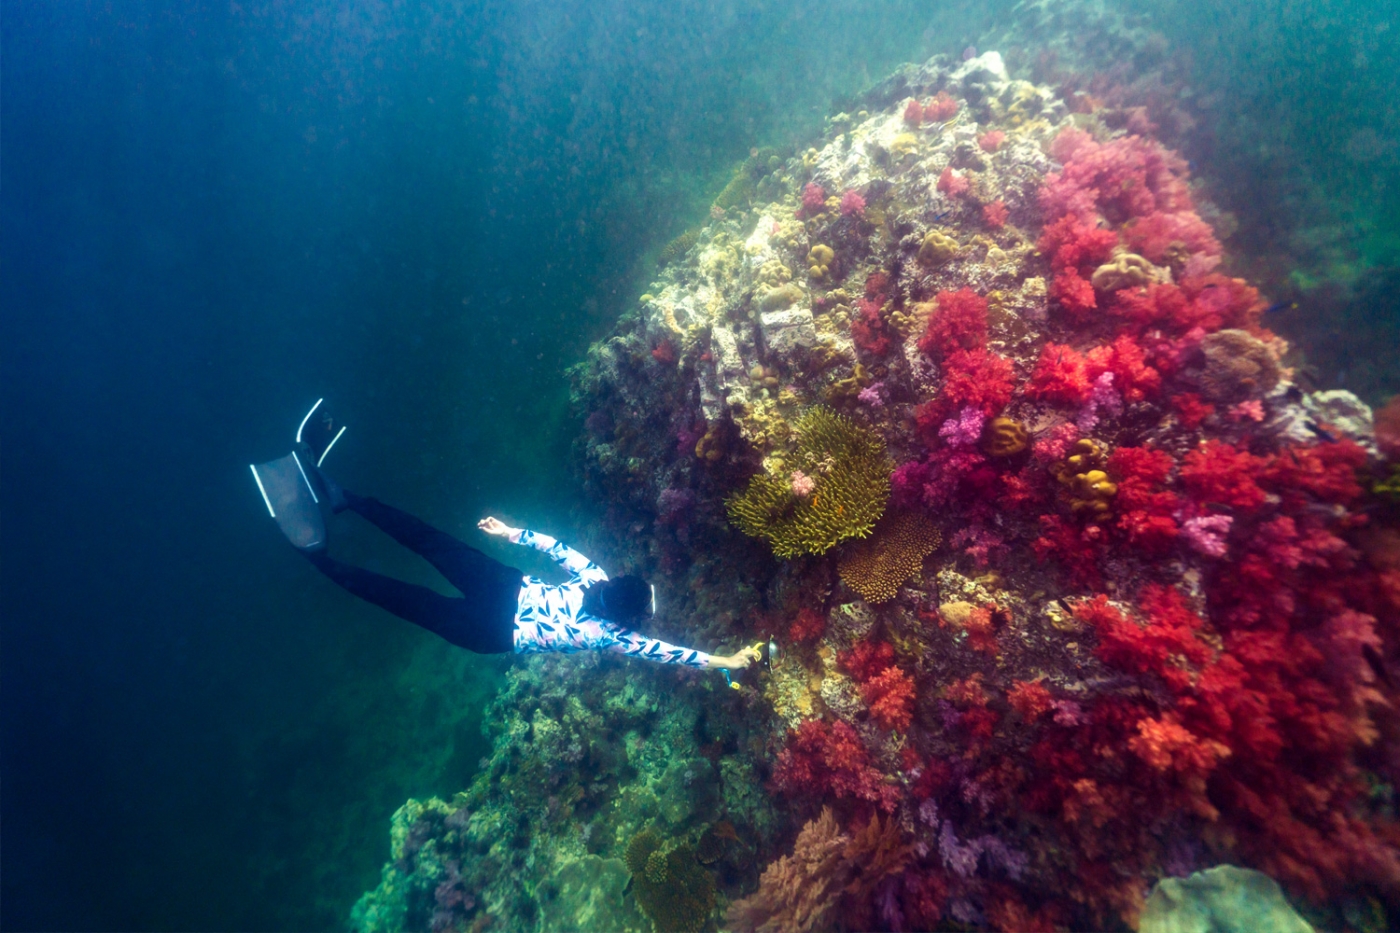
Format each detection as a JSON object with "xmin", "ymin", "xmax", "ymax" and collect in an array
[
  {"xmin": 250, "ymin": 449, "xmax": 328, "ymax": 551},
  {"xmin": 250, "ymin": 399, "xmax": 348, "ymax": 550},
  {"xmin": 295, "ymin": 398, "xmax": 346, "ymax": 467}
]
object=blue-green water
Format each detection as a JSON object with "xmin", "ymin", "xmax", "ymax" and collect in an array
[{"xmin": 2, "ymin": 1, "xmax": 1396, "ymax": 930}]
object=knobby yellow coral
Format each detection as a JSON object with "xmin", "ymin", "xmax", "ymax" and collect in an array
[
  {"xmin": 1052, "ymin": 439, "xmax": 1117, "ymax": 517},
  {"xmin": 839, "ymin": 512, "xmax": 941, "ymax": 603},
  {"xmin": 727, "ymin": 407, "xmax": 891, "ymax": 558}
]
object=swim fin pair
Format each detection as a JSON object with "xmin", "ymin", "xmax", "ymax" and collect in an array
[{"xmin": 249, "ymin": 399, "xmax": 346, "ymax": 551}]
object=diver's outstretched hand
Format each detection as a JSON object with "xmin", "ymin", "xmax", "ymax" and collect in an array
[{"xmin": 478, "ymin": 516, "xmax": 522, "ymax": 542}]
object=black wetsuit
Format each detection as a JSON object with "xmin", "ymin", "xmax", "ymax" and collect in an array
[{"xmin": 306, "ymin": 492, "xmax": 521, "ymax": 653}]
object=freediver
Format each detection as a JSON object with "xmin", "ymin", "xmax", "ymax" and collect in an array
[{"xmin": 250, "ymin": 401, "xmax": 760, "ymax": 672}]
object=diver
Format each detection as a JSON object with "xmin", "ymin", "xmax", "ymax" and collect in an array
[{"xmin": 250, "ymin": 401, "xmax": 759, "ymax": 672}]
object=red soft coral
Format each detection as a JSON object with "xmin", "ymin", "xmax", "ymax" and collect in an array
[
  {"xmin": 924, "ymin": 91, "xmax": 959, "ymax": 122},
  {"xmin": 841, "ymin": 639, "xmax": 896, "ymax": 682},
  {"xmin": 790, "ymin": 607, "xmax": 826, "ymax": 644},
  {"xmin": 918, "ymin": 288, "xmax": 988, "ymax": 358},
  {"xmin": 1050, "ymin": 268, "xmax": 1100, "ymax": 322},
  {"xmin": 1107, "ymin": 446, "xmax": 1180, "ymax": 554},
  {"xmin": 1009, "ymin": 681, "xmax": 1055, "ymax": 721},
  {"xmin": 1038, "ymin": 214, "xmax": 1118, "ymax": 273},
  {"xmin": 1040, "ymin": 131, "xmax": 1199, "ymax": 226},
  {"xmin": 1123, "ymin": 210, "xmax": 1221, "ymax": 264},
  {"xmin": 1033, "ymin": 514, "xmax": 1107, "ymax": 587},
  {"xmin": 851, "ymin": 296, "xmax": 892, "ymax": 357},
  {"xmin": 772, "ymin": 719, "xmax": 900, "ymax": 812},
  {"xmin": 1180, "ymin": 441, "xmax": 1268, "ymax": 511},
  {"xmin": 1171, "ymin": 392, "xmax": 1214, "ymax": 429},
  {"xmin": 978, "ymin": 130, "xmax": 1006, "ymax": 153},
  {"xmin": 863, "ymin": 667, "xmax": 916, "ymax": 731},
  {"xmin": 933, "ymin": 348, "xmax": 1015, "ymax": 421},
  {"xmin": 1026, "ymin": 342, "xmax": 1093, "ymax": 406},
  {"xmin": 1085, "ymin": 334, "xmax": 1162, "ymax": 402}
]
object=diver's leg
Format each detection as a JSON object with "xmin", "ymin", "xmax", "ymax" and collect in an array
[
  {"xmin": 342, "ymin": 492, "xmax": 514, "ymax": 594},
  {"xmin": 304, "ymin": 552, "xmax": 510, "ymax": 651}
]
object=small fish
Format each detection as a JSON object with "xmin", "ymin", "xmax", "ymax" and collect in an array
[
  {"xmin": 1263, "ymin": 300, "xmax": 1297, "ymax": 315},
  {"xmin": 1306, "ymin": 420, "xmax": 1339, "ymax": 443}
]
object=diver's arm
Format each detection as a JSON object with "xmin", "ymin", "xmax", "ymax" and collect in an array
[
  {"xmin": 601, "ymin": 625, "xmax": 719, "ymax": 669},
  {"xmin": 478, "ymin": 517, "xmax": 599, "ymax": 578}
]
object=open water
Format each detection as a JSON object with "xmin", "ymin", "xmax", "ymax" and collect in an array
[{"xmin": 2, "ymin": 1, "xmax": 1396, "ymax": 930}]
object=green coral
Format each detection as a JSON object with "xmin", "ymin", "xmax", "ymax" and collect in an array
[
  {"xmin": 659, "ymin": 228, "xmax": 701, "ymax": 266},
  {"xmin": 1371, "ymin": 462, "xmax": 1400, "ymax": 505},
  {"xmin": 726, "ymin": 407, "xmax": 891, "ymax": 558},
  {"xmin": 624, "ymin": 829, "xmax": 716, "ymax": 933}
]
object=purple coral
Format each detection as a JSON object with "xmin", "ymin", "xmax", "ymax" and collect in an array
[
  {"xmin": 939, "ymin": 406, "xmax": 986, "ymax": 447},
  {"xmin": 858, "ymin": 381, "xmax": 887, "ymax": 408},
  {"xmin": 938, "ymin": 821, "xmax": 980, "ymax": 878},
  {"xmin": 1076, "ymin": 372, "xmax": 1123, "ymax": 432},
  {"xmin": 657, "ymin": 487, "xmax": 696, "ymax": 524},
  {"xmin": 950, "ymin": 524, "xmax": 1006, "ymax": 568},
  {"xmin": 790, "ymin": 470, "xmax": 816, "ymax": 498},
  {"xmin": 1180, "ymin": 514, "xmax": 1233, "ymax": 557},
  {"xmin": 978, "ymin": 836, "xmax": 1028, "ymax": 881}
]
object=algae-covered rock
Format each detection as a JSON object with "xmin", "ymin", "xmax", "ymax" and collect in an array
[
  {"xmin": 1139, "ymin": 866, "xmax": 1313, "ymax": 933},
  {"xmin": 539, "ymin": 855, "xmax": 649, "ymax": 933}
]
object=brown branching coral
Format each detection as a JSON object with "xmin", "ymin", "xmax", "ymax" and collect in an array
[
  {"xmin": 625, "ymin": 829, "xmax": 716, "ymax": 933},
  {"xmin": 1199, "ymin": 328, "xmax": 1281, "ymax": 403},
  {"xmin": 838, "ymin": 511, "xmax": 941, "ymax": 603},
  {"xmin": 727, "ymin": 407, "xmax": 891, "ymax": 558},
  {"xmin": 726, "ymin": 809, "xmax": 914, "ymax": 933}
]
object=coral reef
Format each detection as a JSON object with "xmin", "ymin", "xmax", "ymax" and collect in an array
[{"xmin": 356, "ymin": 41, "xmax": 1400, "ymax": 933}]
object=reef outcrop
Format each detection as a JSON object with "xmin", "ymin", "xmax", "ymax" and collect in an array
[{"xmin": 353, "ymin": 44, "xmax": 1400, "ymax": 933}]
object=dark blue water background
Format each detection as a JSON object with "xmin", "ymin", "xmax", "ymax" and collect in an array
[
  {"xmin": 1, "ymin": 2, "xmax": 996, "ymax": 928},
  {"xmin": 3, "ymin": 1, "xmax": 1396, "ymax": 930}
]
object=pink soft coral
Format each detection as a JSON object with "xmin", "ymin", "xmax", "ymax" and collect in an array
[
  {"xmin": 937, "ymin": 167, "xmax": 970, "ymax": 198},
  {"xmin": 840, "ymin": 189, "xmax": 867, "ymax": 217}
]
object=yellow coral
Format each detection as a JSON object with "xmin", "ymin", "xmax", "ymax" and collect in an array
[
  {"xmin": 838, "ymin": 512, "xmax": 941, "ymax": 603},
  {"xmin": 1091, "ymin": 252, "xmax": 1157, "ymax": 292},
  {"xmin": 917, "ymin": 229, "xmax": 958, "ymax": 266},
  {"xmin": 1052, "ymin": 439, "xmax": 1117, "ymax": 517},
  {"xmin": 727, "ymin": 407, "xmax": 891, "ymax": 558},
  {"xmin": 808, "ymin": 243, "xmax": 834, "ymax": 280},
  {"xmin": 982, "ymin": 417, "xmax": 1029, "ymax": 457}
]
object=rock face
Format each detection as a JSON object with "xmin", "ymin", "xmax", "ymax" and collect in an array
[{"xmin": 1140, "ymin": 866, "xmax": 1314, "ymax": 933}]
